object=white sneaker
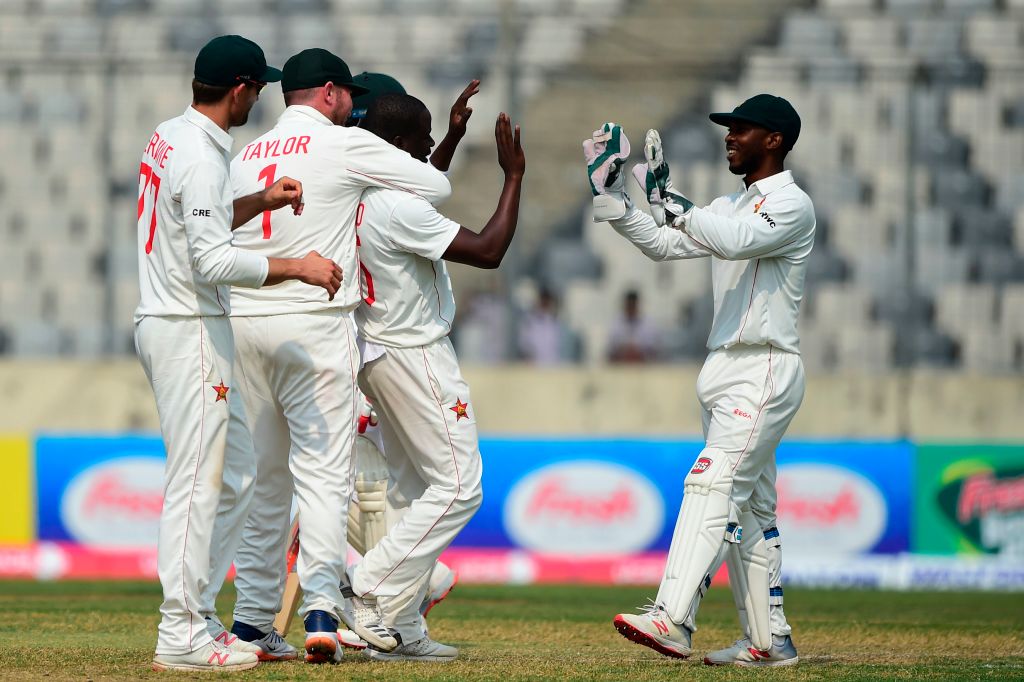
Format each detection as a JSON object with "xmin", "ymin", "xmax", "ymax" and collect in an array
[
  {"xmin": 339, "ymin": 588, "xmax": 399, "ymax": 652},
  {"xmin": 152, "ymin": 641, "xmax": 259, "ymax": 672},
  {"xmin": 366, "ymin": 636, "xmax": 458, "ymax": 662},
  {"xmin": 337, "ymin": 628, "xmax": 367, "ymax": 650},
  {"xmin": 420, "ymin": 564, "xmax": 458, "ymax": 618},
  {"xmin": 612, "ymin": 603, "xmax": 693, "ymax": 659},
  {"xmin": 206, "ymin": 617, "xmax": 263, "ymax": 656},
  {"xmin": 704, "ymin": 635, "xmax": 799, "ymax": 667}
]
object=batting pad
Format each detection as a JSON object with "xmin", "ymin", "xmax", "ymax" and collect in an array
[
  {"xmin": 727, "ymin": 508, "xmax": 772, "ymax": 652},
  {"xmin": 656, "ymin": 449, "xmax": 738, "ymax": 629},
  {"xmin": 348, "ymin": 435, "xmax": 389, "ymax": 556}
]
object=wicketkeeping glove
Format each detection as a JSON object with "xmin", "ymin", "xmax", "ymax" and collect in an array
[
  {"xmin": 630, "ymin": 128, "xmax": 695, "ymax": 227},
  {"xmin": 583, "ymin": 122, "xmax": 632, "ymax": 221}
]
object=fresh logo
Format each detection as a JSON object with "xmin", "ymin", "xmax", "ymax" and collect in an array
[{"xmin": 938, "ymin": 467, "xmax": 1024, "ymax": 555}]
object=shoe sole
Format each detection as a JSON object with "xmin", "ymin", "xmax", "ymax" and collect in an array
[
  {"xmin": 734, "ymin": 656, "xmax": 800, "ymax": 668},
  {"xmin": 304, "ymin": 634, "xmax": 341, "ymax": 664},
  {"xmin": 338, "ymin": 629, "xmax": 368, "ymax": 650},
  {"xmin": 366, "ymin": 650, "xmax": 456, "ymax": 663},
  {"xmin": 152, "ymin": 659, "xmax": 259, "ymax": 672},
  {"xmin": 420, "ymin": 573, "xmax": 458, "ymax": 618},
  {"xmin": 257, "ymin": 649, "xmax": 298, "ymax": 662},
  {"xmin": 612, "ymin": 615, "xmax": 691, "ymax": 659}
]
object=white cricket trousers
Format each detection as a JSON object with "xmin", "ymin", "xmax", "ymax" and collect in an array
[
  {"xmin": 657, "ymin": 344, "xmax": 803, "ymax": 631},
  {"xmin": 351, "ymin": 337, "xmax": 483, "ymax": 636},
  {"xmin": 135, "ymin": 315, "xmax": 256, "ymax": 655},
  {"xmin": 229, "ymin": 311, "xmax": 360, "ymax": 628}
]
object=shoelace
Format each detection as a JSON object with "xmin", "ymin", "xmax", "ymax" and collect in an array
[
  {"xmin": 637, "ymin": 598, "xmax": 664, "ymax": 616},
  {"xmin": 264, "ymin": 630, "xmax": 287, "ymax": 648}
]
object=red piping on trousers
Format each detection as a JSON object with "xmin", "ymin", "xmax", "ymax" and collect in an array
[
  {"xmin": 362, "ymin": 348, "xmax": 462, "ymax": 594},
  {"xmin": 732, "ymin": 346, "xmax": 775, "ymax": 474}
]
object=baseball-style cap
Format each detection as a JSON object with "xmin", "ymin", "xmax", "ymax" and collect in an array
[
  {"xmin": 281, "ymin": 48, "xmax": 370, "ymax": 95},
  {"xmin": 709, "ymin": 94, "xmax": 801, "ymax": 149},
  {"xmin": 349, "ymin": 72, "xmax": 407, "ymax": 120},
  {"xmin": 194, "ymin": 35, "xmax": 282, "ymax": 86}
]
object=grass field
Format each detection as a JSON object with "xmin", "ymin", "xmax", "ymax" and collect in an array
[{"xmin": 0, "ymin": 581, "xmax": 1022, "ymax": 681}]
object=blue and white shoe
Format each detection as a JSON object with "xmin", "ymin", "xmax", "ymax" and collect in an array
[
  {"xmin": 303, "ymin": 610, "xmax": 342, "ymax": 664},
  {"xmin": 230, "ymin": 620, "xmax": 297, "ymax": 662}
]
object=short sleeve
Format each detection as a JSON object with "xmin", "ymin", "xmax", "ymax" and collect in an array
[{"xmin": 387, "ymin": 195, "xmax": 461, "ymax": 261}]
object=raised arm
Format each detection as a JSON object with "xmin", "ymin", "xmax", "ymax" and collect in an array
[
  {"xmin": 430, "ymin": 79, "xmax": 479, "ymax": 172},
  {"xmin": 609, "ymin": 207, "xmax": 712, "ymax": 262},
  {"xmin": 679, "ymin": 194, "xmax": 813, "ymax": 260},
  {"xmin": 344, "ymin": 127, "xmax": 452, "ymax": 205}
]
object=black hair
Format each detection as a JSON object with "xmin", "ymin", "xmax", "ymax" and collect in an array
[
  {"xmin": 362, "ymin": 93, "xmax": 429, "ymax": 142},
  {"xmin": 191, "ymin": 78, "xmax": 235, "ymax": 105}
]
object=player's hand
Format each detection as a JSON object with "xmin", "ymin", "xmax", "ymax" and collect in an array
[
  {"xmin": 263, "ymin": 176, "xmax": 305, "ymax": 216},
  {"xmin": 583, "ymin": 123, "xmax": 632, "ymax": 221},
  {"xmin": 631, "ymin": 129, "xmax": 694, "ymax": 227},
  {"xmin": 299, "ymin": 250, "xmax": 342, "ymax": 300},
  {"xmin": 495, "ymin": 113, "xmax": 524, "ymax": 179},
  {"xmin": 448, "ymin": 79, "xmax": 480, "ymax": 138}
]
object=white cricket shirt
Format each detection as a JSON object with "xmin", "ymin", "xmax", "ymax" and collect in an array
[
  {"xmin": 611, "ymin": 170, "xmax": 815, "ymax": 353},
  {"xmin": 353, "ymin": 188, "xmax": 461, "ymax": 348},
  {"xmin": 134, "ymin": 106, "xmax": 269, "ymax": 322},
  {"xmin": 229, "ymin": 105, "xmax": 452, "ymax": 315}
]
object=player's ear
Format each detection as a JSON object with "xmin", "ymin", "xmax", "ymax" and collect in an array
[{"xmin": 765, "ymin": 131, "xmax": 783, "ymax": 151}]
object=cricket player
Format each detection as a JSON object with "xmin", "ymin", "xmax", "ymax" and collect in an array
[
  {"xmin": 585, "ymin": 94, "xmax": 812, "ymax": 667},
  {"xmin": 342, "ymin": 74, "xmax": 480, "ymax": 629},
  {"xmin": 223, "ymin": 48, "xmax": 454, "ymax": 665},
  {"xmin": 349, "ymin": 95, "xmax": 525, "ymax": 661},
  {"xmin": 137, "ymin": 35, "xmax": 343, "ymax": 672}
]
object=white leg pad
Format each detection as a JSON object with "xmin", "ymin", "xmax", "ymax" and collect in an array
[
  {"xmin": 656, "ymin": 449, "xmax": 738, "ymax": 629},
  {"xmin": 729, "ymin": 508, "xmax": 772, "ymax": 651},
  {"xmin": 349, "ymin": 435, "xmax": 389, "ymax": 556}
]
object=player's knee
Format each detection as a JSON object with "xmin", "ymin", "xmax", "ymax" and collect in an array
[{"xmin": 683, "ymin": 448, "xmax": 732, "ymax": 495}]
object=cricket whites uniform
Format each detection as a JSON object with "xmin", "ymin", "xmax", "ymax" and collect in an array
[
  {"xmin": 351, "ymin": 187, "xmax": 483, "ymax": 643},
  {"xmin": 610, "ymin": 169, "xmax": 813, "ymax": 647},
  {"xmin": 135, "ymin": 106, "xmax": 269, "ymax": 655},
  {"xmin": 226, "ymin": 105, "xmax": 453, "ymax": 631}
]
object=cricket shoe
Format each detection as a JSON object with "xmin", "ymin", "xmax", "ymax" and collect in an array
[
  {"xmin": 420, "ymin": 564, "xmax": 458, "ymax": 618},
  {"xmin": 340, "ymin": 584, "xmax": 399, "ymax": 651},
  {"xmin": 703, "ymin": 635, "xmax": 799, "ymax": 667},
  {"xmin": 304, "ymin": 610, "xmax": 343, "ymax": 664},
  {"xmin": 337, "ymin": 628, "xmax": 368, "ymax": 650},
  {"xmin": 613, "ymin": 602, "xmax": 693, "ymax": 659},
  {"xmin": 152, "ymin": 641, "xmax": 259, "ymax": 672},
  {"xmin": 365, "ymin": 635, "xmax": 458, "ymax": 662},
  {"xmin": 230, "ymin": 620, "xmax": 298, "ymax": 661},
  {"xmin": 205, "ymin": 616, "xmax": 263, "ymax": 656}
]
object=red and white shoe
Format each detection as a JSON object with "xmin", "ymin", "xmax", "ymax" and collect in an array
[
  {"xmin": 337, "ymin": 628, "xmax": 367, "ymax": 650},
  {"xmin": 420, "ymin": 564, "xmax": 458, "ymax": 618},
  {"xmin": 152, "ymin": 641, "xmax": 259, "ymax": 672},
  {"xmin": 704, "ymin": 635, "xmax": 799, "ymax": 667},
  {"xmin": 613, "ymin": 603, "xmax": 693, "ymax": 659}
]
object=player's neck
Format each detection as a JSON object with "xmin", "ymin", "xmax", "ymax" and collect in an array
[
  {"xmin": 191, "ymin": 102, "xmax": 232, "ymax": 133},
  {"xmin": 743, "ymin": 160, "xmax": 784, "ymax": 188}
]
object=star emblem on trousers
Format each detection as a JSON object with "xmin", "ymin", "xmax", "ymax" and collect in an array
[
  {"xmin": 212, "ymin": 382, "xmax": 230, "ymax": 402},
  {"xmin": 450, "ymin": 398, "xmax": 469, "ymax": 421}
]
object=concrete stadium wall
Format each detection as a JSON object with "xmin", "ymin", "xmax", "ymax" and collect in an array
[{"xmin": 0, "ymin": 361, "xmax": 1019, "ymax": 439}]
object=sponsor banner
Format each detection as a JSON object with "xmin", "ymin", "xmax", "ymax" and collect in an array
[
  {"xmin": 459, "ymin": 439, "xmax": 911, "ymax": 557},
  {"xmin": 35, "ymin": 436, "xmax": 165, "ymax": 548},
  {"xmin": 0, "ymin": 435, "xmax": 34, "ymax": 545},
  {"xmin": 0, "ymin": 543, "xmax": 158, "ymax": 580},
  {"xmin": 914, "ymin": 444, "xmax": 1024, "ymax": 557}
]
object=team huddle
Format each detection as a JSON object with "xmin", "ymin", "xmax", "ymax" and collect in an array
[{"xmin": 135, "ymin": 33, "xmax": 810, "ymax": 673}]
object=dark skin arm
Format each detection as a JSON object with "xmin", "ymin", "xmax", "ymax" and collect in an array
[
  {"xmin": 430, "ymin": 80, "xmax": 480, "ymax": 172},
  {"xmin": 442, "ymin": 113, "xmax": 525, "ymax": 269},
  {"xmin": 232, "ymin": 176, "xmax": 305, "ymax": 230}
]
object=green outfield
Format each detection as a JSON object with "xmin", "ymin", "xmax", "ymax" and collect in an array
[{"xmin": 0, "ymin": 581, "xmax": 1021, "ymax": 681}]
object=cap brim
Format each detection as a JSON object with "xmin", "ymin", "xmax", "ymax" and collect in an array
[
  {"xmin": 343, "ymin": 83, "xmax": 371, "ymax": 96},
  {"xmin": 709, "ymin": 112, "xmax": 770, "ymax": 129},
  {"xmin": 260, "ymin": 66, "xmax": 283, "ymax": 83}
]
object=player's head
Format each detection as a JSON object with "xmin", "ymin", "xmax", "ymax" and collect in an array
[
  {"xmin": 709, "ymin": 94, "xmax": 800, "ymax": 177},
  {"xmin": 280, "ymin": 48, "xmax": 369, "ymax": 126},
  {"xmin": 363, "ymin": 93, "xmax": 434, "ymax": 163},
  {"xmin": 345, "ymin": 72, "xmax": 407, "ymax": 127},
  {"xmin": 192, "ymin": 35, "xmax": 282, "ymax": 128}
]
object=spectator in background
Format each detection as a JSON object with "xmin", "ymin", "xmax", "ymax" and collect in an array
[
  {"xmin": 607, "ymin": 289, "xmax": 659, "ymax": 363},
  {"xmin": 518, "ymin": 287, "xmax": 576, "ymax": 365},
  {"xmin": 454, "ymin": 288, "xmax": 512, "ymax": 364}
]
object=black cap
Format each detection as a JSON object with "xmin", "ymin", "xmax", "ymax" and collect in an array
[
  {"xmin": 709, "ymin": 94, "xmax": 801, "ymax": 149},
  {"xmin": 349, "ymin": 72, "xmax": 407, "ymax": 120},
  {"xmin": 194, "ymin": 35, "xmax": 282, "ymax": 87},
  {"xmin": 282, "ymin": 48, "xmax": 370, "ymax": 95}
]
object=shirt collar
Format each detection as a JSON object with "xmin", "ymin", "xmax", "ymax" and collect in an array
[
  {"xmin": 749, "ymin": 170, "xmax": 795, "ymax": 197},
  {"xmin": 279, "ymin": 104, "xmax": 334, "ymax": 127},
  {"xmin": 184, "ymin": 105, "xmax": 233, "ymax": 153}
]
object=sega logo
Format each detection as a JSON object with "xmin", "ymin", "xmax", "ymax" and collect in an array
[
  {"xmin": 776, "ymin": 463, "xmax": 887, "ymax": 556},
  {"xmin": 60, "ymin": 457, "xmax": 165, "ymax": 549},
  {"xmin": 691, "ymin": 457, "xmax": 713, "ymax": 474},
  {"xmin": 502, "ymin": 461, "xmax": 663, "ymax": 555}
]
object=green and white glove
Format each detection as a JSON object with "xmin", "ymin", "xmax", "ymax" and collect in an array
[
  {"xmin": 630, "ymin": 128, "xmax": 695, "ymax": 227},
  {"xmin": 583, "ymin": 122, "xmax": 632, "ymax": 221}
]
